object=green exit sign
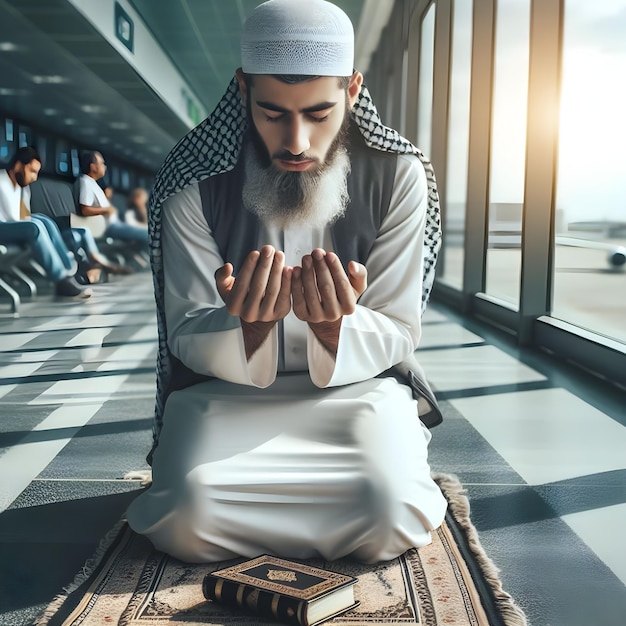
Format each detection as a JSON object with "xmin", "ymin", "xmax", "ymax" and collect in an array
[{"xmin": 182, "ymin": 89, "xmax": 201, "ymax": 126}]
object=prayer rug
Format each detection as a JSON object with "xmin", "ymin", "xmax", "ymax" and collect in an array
[{"xmin": 34, "ymin": 474, "xmax": 527, "ymax": 626}]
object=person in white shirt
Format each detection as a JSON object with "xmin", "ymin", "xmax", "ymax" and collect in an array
[
  {"xmin": 0, "ymin": 147, "xmax": 91, "ymax": 299},
  {"xmin": 77, "ymin": 151, "xmax": 149, "ymax": 251},
  {"xmin": 124, "ymin": 187, "xmax": 148, "ymax": 228},
  {"xmin": 127, "ymin": 0, "xmax": 446, "ymax": 564}
]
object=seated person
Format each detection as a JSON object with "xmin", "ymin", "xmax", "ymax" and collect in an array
[
  {"xmin": 126, "ymin": 0, "xmax": 446, "ymax": 565},
  {"xmin": 26, "ymin": 178, "xmax": 132, "ymax": 282},
  {"xmin": 77, "ymin": 152, "xmax": 149, "ymax": 253},
  {"xmin": 63, "ymin": 226, "xmax": 133, "ymax": 282},
  {"xmin": 0, "ymin": 147, "xmax": 91, "ymax": 299},
  {"xmin": 124, "ymin": 187, "xmax": 148, "ymax": 228}
]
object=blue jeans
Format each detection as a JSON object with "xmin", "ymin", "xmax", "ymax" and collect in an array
[
  {"xmin": 105, "ymin": 222, "xmax": 149, "ymax": 252},
  {"xmin": 0, "ymin": 214, "xmax": 74, "ymax": 281},
  {"xmin": 66, "ymin": 227, "xmax": 99, "ymax": 258}
]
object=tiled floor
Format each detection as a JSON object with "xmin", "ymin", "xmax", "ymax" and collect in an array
[
  {"xmin": 0, "ymin": 272, "xmax": 625, "ymax": 626},
  {"xmin": 420, "ymin": 310, "xmax": 626, "ymax": 626}
]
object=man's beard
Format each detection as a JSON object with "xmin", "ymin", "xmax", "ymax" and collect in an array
[
  {"xmin": 14, "ymin": 171, "xmax": 27, "ymax": 188},
  {"xmin": 242, "ymin": 110, "xmax": 351, "ymax": 230}
]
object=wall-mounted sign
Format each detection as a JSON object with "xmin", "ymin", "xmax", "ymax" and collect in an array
[
  {"xmin": 115, "ymin": 2, "xmax": 134, "ymax": 53},
  {"xmin": 68, "ymin": 0, "xmax": 207, "ymax": 128}
]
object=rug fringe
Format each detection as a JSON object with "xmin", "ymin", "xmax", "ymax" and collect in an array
[
  {"xmin": 33, "ymin": 518, "xmax": 128, "ymax": 626},
  {"xmin": 432, "ymin": 472, "xmax": 528, "ymax": 626},
  {"xmin": 123, "ymin": 468, "xmax": 153, "ymax": 486},
  {"xmin": 34, "ymin": 473, "xmax": 527, "ymax": 626}
]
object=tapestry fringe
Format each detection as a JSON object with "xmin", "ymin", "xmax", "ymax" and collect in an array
[
  {"xmin": 34, "ymin": 474, "xmax": 527, "ymax": 626},
  {"xmin": 433, "ymin": 472, "xmax": 529, "ymax": 626},
  {"xmin": 33, "ymin": 518, "xmax": 128, "ymax": 626}
]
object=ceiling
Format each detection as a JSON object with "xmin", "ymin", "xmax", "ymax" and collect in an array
[
  {"xmin": 129, "ymin": 0, "xmax": 367, "ymax": 116},
  {"xmin": 0, "ymin": 0, "xmax": 372, "ymax": 174}
]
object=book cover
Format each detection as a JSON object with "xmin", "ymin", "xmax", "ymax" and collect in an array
[{"xmin": 203, "ymin": 555, "xmax": 359, "ymax": 626}]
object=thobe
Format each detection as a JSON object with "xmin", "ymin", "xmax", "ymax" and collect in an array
[{"xmin": 126, "ymin": 153, "xmax": 447, "ymax": 563}]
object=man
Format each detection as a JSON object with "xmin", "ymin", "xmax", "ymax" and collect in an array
[
  {"xmin": 77, "ymin": 151, "xmax": 149, "ymax": 252},
  {"xmin": 127, "ymin": 0, "xmax": 446, "ymax": 564},
  {"xmin": 26, "ymin": 176, "xmax": 133, "ymax": 282},
  {"xmin": 0, "ymin": 146, "xmax": 91, "ymax": 299}
]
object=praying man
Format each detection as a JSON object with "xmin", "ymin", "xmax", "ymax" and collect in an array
[{"xmin": 127, "ymin": 0, "xmax": 447, "ymax": 564}]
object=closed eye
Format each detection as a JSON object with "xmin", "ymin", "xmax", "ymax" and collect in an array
[
  {"xmin": 309, "ymin": 114, "xmax": 330, "ymax": 123},
  {"xmin": 262, "ymin": 112, "xmax": 330, "ymax": 124},
  {"xmin": 264, "ymin": 114, "xmax": 284, "ymax": 123},
  {"xmin": 257, "ymin": 101, "xmax": 336, "ymax": 124}
]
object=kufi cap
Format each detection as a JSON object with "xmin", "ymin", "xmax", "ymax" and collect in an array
[{"xmin": 241, "ymin": 0, "xmax": 354, "ymax": 76}]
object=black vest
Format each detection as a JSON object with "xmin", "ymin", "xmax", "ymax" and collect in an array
[
  {"xmin": 199, "ymin": 124, "xmax": 397, "ymax": 271},
  {"xmin": 166, "ymin": 126, "xmax": 397, "ymax": 395},
  {"xmin": 164, "ymin": 129, "xmax": 442, "ymax": 428}
]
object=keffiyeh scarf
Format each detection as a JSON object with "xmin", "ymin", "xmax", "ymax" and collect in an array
[{"xmin": 147, "ymin": 77, "xmax": 442, "ymax": 452}]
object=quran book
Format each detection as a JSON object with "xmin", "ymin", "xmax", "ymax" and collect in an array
[{"xmin": 202, "ymin": 554, "xmax": 359, "ymax": 626}]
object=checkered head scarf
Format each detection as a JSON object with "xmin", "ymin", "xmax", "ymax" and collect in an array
[{"xmin": 146, "ymin": 1, "xmax": 442, "ymax": 453}]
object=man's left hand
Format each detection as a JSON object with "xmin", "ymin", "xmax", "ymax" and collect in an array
[{"xmin": 291, "ymin": 249, "xmax": 367, "ymax": 355}]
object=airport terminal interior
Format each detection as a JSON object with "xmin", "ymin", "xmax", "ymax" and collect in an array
[{"xmin": 1, "ymin": 1, "xmax": 625, "ymax": 625}]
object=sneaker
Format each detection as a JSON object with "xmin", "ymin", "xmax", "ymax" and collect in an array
[{"xmin": 55, "ymin": 276, "xmax": 93, "ymax": 299}]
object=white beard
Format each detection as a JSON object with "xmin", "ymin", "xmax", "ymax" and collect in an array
[{"xmin": 242, "ymin": 142, "xmax": 351, "ymax": 230}]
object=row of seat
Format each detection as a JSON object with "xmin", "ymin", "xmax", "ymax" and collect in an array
[
  {"xmin": 0, "ymin": 243, "xmax": 33, "ymax": 315},
  {"xmin": 0, "ymin": 177, "xmax": 148, "ymax": 317}
]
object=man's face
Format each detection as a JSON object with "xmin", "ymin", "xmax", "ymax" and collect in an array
[
  {"xmin": 242, "ymin": 74, "xmax": 360, "ymax": 172},
  {"xmin": 13, "ymin": 160, "xmax": 41, "ymax": 187},
  {"xmin": 90, "ymin": 153, "xmax": 107, "ymax": 180}
]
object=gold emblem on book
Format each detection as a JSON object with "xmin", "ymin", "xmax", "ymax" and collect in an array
[{"xmin": 267, "ymin": 569, "xmax": 297, "ymax": 582}]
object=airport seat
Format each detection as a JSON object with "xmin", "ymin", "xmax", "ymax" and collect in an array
[
  {"xmin": 30, "ymin": 177, "xmax": 142, "ymax": 270},
  {"xmin": 30, "ymin": 177, "xmax": 78, "ymax": 221},
  {"xmin": 0, "ymin": 242, "xmax": 33, "ymax": 317}
]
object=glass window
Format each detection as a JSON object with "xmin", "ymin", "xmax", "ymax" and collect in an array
[
  {"xmin": 0, "ymin": 119, "xmax": 15, "ymax": 163},
  {"xmin": 17, "ymin": 124, "xmax": 31, "ymax": 147},
  {"xmin": 441, "ymin": 0, "xmax": 473, "ymax": 289},
  {"xmin": 110, "ymin": 165, "xmax": 121, "ymax": 189},
  {"xmin": 417, "ymin": 3, "xmax": 435, "ymax": 158},
  {"xmin": 399, "ymin": 48, "xmax": 409, "ymax": 137},
  {"xmin": 485, "ymin": 0, "xmax": 531, "ymax": 307},
  {"xmin": 385, "ymin": 71, "xmax": 396, "ymax": 127},
  {"xmin": 138, "ymin": 175, "xmax": 152, "ymax": 191},
  {"xmin": 120, "ymin": 169, "xmax": 130, "ymax": 191},
  {"xmin": 70, "ymin": 148, "xmax": 80, "ymax": 178},
  {"xmin": 553, "ymin": 0, "xmax": 626, "ymax": 343},
  {"xmin": 55, "ymin": 140, "xmax": 71, "ymax": 176},
  {"xmin": 35, "ymin": 136, "xmax": 49, "ymax": 173}
]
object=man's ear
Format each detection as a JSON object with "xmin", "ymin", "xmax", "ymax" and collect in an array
[
  {"xmin": 235, "ymin": 68, "xmax": 247, "ymax": 106},
  {"xmin": 347, "ymin": 71, "xmax": 363, "ymax": 108}
]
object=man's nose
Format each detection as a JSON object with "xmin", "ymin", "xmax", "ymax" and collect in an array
[{"xmin": 283, "ymin": 118, "xmax": 310, "ymax": 156}]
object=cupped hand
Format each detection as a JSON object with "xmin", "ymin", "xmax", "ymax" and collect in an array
[
  {"xmin": 215, "ymin": 245, "xmax": 292, "ymax": 323},
  {"xmin": 291, "ymin": 248, "xmax": 367, "ymax": 324}
]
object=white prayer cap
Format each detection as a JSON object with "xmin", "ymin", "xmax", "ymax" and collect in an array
[{"xmin": 241, "ymin": 0, "xmax": 354, "ymax": 77}]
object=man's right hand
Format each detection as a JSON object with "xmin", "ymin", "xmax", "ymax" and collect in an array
[{"xmin": 215, "ymin": 245, "xmax": 292, "ymax": 358}]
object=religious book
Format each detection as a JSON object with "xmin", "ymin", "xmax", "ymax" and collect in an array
[{"xmin": 202, "ymin": 554, "xmax": 359, "ymax": 626}]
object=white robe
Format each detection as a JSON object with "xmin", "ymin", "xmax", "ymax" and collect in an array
[{"xmin": 126, "ymin": 154, "xmax": 447, "ymax": 563}]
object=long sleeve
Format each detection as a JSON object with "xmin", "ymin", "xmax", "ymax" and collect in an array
[
  {"xmin": 161, "ymin": 183, "xmax": 278, "ymax": 387},
  {"xmin": 309, "ymin": 154, "xmax": 427, "ymax": 388},
  {"xmin": 0, "ymin": 170, "xmax": 21, "ymax": 222}
]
